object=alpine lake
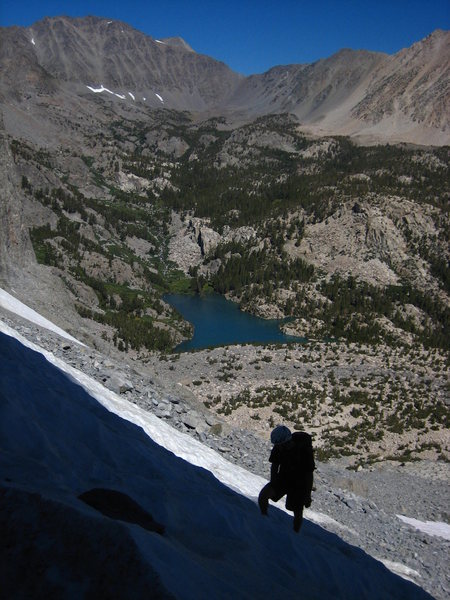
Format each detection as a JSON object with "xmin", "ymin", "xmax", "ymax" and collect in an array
[{"xmin": 164, "ymin": 293, "xmax": 304, "ymax": 352}]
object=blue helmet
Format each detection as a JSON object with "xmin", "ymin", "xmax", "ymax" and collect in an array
[{"xmin": 270, "ymin": 425, "xmax": 292, "ymax": 445}]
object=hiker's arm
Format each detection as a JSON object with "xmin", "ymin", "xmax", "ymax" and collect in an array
[{"xmin": 270, "ymin": 462, "xmax": 280, "ymax": 482}]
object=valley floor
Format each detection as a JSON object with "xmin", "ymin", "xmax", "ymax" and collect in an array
[{"xmin": 147, "ymin": 341, "xmax": 449, "ymax": 465}]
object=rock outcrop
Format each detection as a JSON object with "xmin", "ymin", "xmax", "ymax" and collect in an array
[{"xmin": 0, "ymin": 118, "xmax": 34, "ymax": 283}]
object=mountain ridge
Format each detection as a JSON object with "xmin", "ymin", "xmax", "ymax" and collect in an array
[{"xmin": 0, "ymin": 16, "xmax": 448, "ymax": 144}]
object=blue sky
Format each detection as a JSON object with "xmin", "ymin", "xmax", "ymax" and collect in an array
[{"xmin": 1, "ymin": 1, "xmax": 448, "ymax": 74}]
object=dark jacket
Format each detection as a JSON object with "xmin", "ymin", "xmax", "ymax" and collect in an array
[{"xmin": 269, "ymin": 432, "xmax": 315, "ymax": 490}]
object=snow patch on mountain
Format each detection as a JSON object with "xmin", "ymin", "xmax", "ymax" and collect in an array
[
  {"xmin": 0, "ymin": 289, "xmax": 83, "ymax": 346},
  {"xmin": 86, "ymin": 85, "xmax": 127, "ymax": 100},
  {"xmin": 86, "ymin": 84, "xmax": 110, "ymax": 94},
  {"xmin": 379, "ymin": 561, "xmax": 422, "ymax": 584},
  {"xmin": 397, "ymin": 515, "xmax": 450, "ymax": 541}
]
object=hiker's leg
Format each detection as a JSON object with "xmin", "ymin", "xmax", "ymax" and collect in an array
[
  {"xmin": 293, "ymin": 508, "xmax": 303, "ymax": 533},
  {"xmin": 258, "ymin": 483, "xmax": 276, "ymax": 515},
  {"xmin": 305, "ymin": 471, "xmax": 313, "ymax": 507}
]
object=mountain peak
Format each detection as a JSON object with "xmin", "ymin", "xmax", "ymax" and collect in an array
[
  {"xmin": 425, "ymin": 28, "xmax": 449, "ymax": 40},
  {"xmin": 159, "ymin": 36, "xmax": 195, "ymax": 53}
]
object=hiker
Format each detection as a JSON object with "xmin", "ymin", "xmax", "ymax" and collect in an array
[{"xmin": 258, "ymin": 425, "xmax": 315, "ymax": 532}]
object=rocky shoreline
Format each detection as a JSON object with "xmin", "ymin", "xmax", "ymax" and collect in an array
[{"xmin": 1, "ymin": 308, "xmax": 449, "ymax": 600}]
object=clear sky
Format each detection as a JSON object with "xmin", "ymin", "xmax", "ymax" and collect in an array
[{"xmin": 1, "ymin": 0, "xmax": 448, "ymax": 74}]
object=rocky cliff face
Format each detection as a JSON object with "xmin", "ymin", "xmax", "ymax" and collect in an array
[
  {"xmin": 0, "ymin": 112, "xmax": 89, "ymax": 337},
  {"xmin": 351, "ymin": 30, "xmax": 450, "ymax": 143},
  {"xmin": 287, "ymin": 196, "xmax": 443, "ymax": 290},
  {"xmin": 229, "ymin": 31, "xmax": 449, "ymax": 145},
  {"xmin": 0, "ymin": 116, "xmax": 34, "ymax": 282}
]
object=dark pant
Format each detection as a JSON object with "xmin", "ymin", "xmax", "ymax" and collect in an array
[{"xmin": 258, "ymin": 482, "xmax": 305, "ymax": 532}]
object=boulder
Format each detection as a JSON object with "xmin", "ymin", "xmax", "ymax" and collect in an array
[
  {"xmin": 182, "ymin": 412, "xmax": 207, "ymax": 433},
  {"xmin": 107, "ymin": 373, "xmax": 134, "ymax": 394}
]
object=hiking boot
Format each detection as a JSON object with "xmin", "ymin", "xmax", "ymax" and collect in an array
[
  {"xmin": 258, "ymin": 499, "xmax": 268, "ymax": 516},
  {"xmin": 293, "ymin": 515, "xmax": 302, "ymax": 533}
]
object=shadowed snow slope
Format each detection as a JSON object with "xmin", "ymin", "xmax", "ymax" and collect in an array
[{"xmin": 0, "ymin": 328, "xmax": 433, "ymax": 599}]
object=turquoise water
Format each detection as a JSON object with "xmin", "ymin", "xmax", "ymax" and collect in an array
[{"xmin": 165, "ymin": 293, "xmax": 304, "ymax": 352}]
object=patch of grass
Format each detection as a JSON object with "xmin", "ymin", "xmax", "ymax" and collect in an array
[{"xmin": 167, "ymin": 271, "xmax": 195, "ymax": 294}]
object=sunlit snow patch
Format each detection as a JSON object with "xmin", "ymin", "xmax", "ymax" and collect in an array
[
  {"xmin": 87, "ymin": 84, "xmax": 111, "ymax": 94},
  {"xmin": 155, "ymin": 39, "xmax": 166, "ymax": 44},
  {"xmin": 0, "ymin": 288, "xmax": 83, "ymax": 346},
  {"xmin": 31, "ymin": 38, "xmax": 36, "ymax": 46},
  {"xmin": 378, "ymin": 560, "xmax": 421, "ymax": 584},
  {"xmin": 128, "ymin": 92, "xmax": 135, "ymax": 101},
  {"xmin": 397, "ymin": 515, "xmax": 450, "ymax": 540},
  {"xmin": 86, "ymin": 85, "xmax": 126, "ymax": 100},
  {"xmin": 155, "ymin": 93, "xmax": 164, "ymax": 103}
]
